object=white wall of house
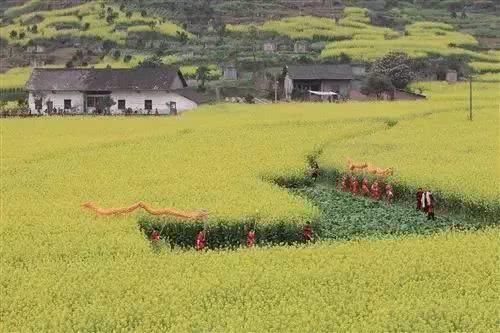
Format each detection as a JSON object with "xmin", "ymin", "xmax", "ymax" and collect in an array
[
  {"xmin": 29, "ymin": 90, "xmax": 197, "ymax": 115},
  {"xmin": 109, "ymin": 91, "xmax": 197, "ymax": 114},
  {"xmin": 29, "ymin": 91, "xmax": 84, "ymax": 114}
]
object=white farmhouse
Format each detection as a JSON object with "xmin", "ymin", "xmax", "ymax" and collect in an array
[{"xmin": 26, "ymin": 68, "xmax": 206, "ymax": 115}]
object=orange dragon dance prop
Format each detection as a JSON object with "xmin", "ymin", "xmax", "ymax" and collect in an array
[
  {"xmin": 82, "ymin": 201, "xmax": 208, "ymax": 219},
  {"xmin": 347, "ymin": 158, "xmax": 393, "ymax": 177}
]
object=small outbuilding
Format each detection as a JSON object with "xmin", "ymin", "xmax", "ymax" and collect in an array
[
  {"xmin": 263, "ymin": 41, "xmax": 278, "ymax": 53},
  {"xmin": 284, "ymin": 64, "xmax": 354, "ymax": 100},
  {"xmin": 294, "ymin": 40, "xmax": 309, "ymax": 53},
  {"xmin": 221, "ymin": 63, "xmax": 238, "ymax": 80},
  {"xmin": 446, "ymin": 70, "xmax": 458, "ymax": 83}
]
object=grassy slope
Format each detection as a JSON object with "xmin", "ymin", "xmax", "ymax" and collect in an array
[
  {"xmin": 228, "ymin": 9, "xmax": 498, "ymax": 64},
  {"xmin": 0, "ymin": 83, "xmax": 498, "ymax": 331},
  {"xmin": 0, "ymin": 1, "xmax": 189, "ymax": 46}
]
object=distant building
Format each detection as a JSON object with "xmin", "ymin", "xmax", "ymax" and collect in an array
[
  {"xmin": 284, "ymin": 64, "xmax": 354, "ymax": 99},
  {"xmin": 446, "ymin": 70, "xmax": 458, "ymax": 83},
  {"xmin": 263, "ymin": 41, "xmax": 278, "ymax": 53},
  {"xmin": 26, "ymin": 45, "xmax": 45, "ymax": 54},
  {"xmin": 221, "ymin": 63, "xmax": 238, "ymax": 80},
  {"xmin": 26, "ymin": 68, "xmax": 206, "ymax": 115},
  {"xmin": 294, "ymin": 40, "xmax": 309, "ymax": 53}
]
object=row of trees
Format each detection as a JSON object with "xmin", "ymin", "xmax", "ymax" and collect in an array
[{"xmin": 360, "ymin": 52, "xmax": 470, "ymax": 99}]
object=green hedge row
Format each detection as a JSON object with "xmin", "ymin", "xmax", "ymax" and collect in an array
[
  {"xmin": 138, "ymin": 216, "xmax": 320, "ymax": 249},
  {"xmin": 320, "ymin": 169, "xmax": 500, "ymax": 224}
]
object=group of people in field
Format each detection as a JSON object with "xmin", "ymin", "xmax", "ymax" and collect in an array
[
  {"xmin": 338, "ymin": 174, "xmax": 394, "ymax": 204},
  {"xmin": 149, "ymin": 221, "xmax": 315, "ymax": 251},
  {"xmin": 148, "ymin": 166, "xmax": 438, "ymax": 250}
]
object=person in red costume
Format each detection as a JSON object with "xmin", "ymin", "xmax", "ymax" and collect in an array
[
  {"xmin": 385, "ymin": 183, "xmax": 394, "ymax": 204},
  {"xmin": 303, "ymin": 222, "xmax": 313, "ymax": 242},
  {"xmin": 361, "ymin": 177, "xmax": 370, "ymax": 197},
  {"xmin": 195, "ymin": 228, "xmax": 207, "ymax": 251},
  {"xmin": 350, "ymin": 176, "xmax": 359, "ymax": 195},
  {"xmin": 370, "ymin": 180, "xmax": 381, "ymax": 200},
  {"xmin": 245, "ymin": 224, "xmax": 256, "ymax": 248},
  {"xmin": 340, "ymin": 175, "xmax": 349, "ymax": 192},
  {"xmin": 150, "ymin": 229, "xmax": 160, "ymax": 241},
  {"xmin": 416, "ymin": 188, "xmax": 424, "ymax": 211},
  {"xmin": 247, "ymin": 229, "xmax": 256, "ymax": 248}
]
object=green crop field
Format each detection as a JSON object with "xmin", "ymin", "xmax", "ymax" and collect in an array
[{"xmin": 1, "ymin": 81, "xmax": 498, "ymax": 331}]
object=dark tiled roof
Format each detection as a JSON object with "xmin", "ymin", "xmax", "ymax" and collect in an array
[
  {"xmin": 174, "ymin": 87, "xmax": 211, "ymax": 105},
  {"xmin": 287, "ymin": 64, "xmax": 353, "ymax": 80},
  {"xmin": 26, "ymin": 68, "xmax": 187, "ymax": 91}
]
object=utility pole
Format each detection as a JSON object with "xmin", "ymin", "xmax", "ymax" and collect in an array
[
  {"xmin": 469, "ymin": 75, "xmax": 473, "ymax": 121},
  {"xmin": 274, "ymin": 80, "xmax": 278, "ymax": 103}
]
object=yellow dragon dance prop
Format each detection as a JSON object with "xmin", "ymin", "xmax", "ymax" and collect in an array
[
  {"xmin": 347, "ymin": 158, "xmax": 394, "ymax": 176},
  {"xmin": 82, "ymin": 201, "xmax": 208, "ymax": 219}
]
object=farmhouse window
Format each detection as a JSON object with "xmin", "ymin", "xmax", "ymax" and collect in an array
[
  {"xmin": 86, "ymin": 96, "xmax": 95, "ymax": 107},
  {"xmin": 34, "ymin": 98, "xmax": 42, "ymax": 110},
  {"xmin": 145, "ymin": 100, "xmax": 152, "ymax": 110},
  {"xmin": 64, "ymin": 99, "xmax": 72, "ymax": 109},
  {"xmin": 118, "ymin": 100, "xmax": 126, "ymax": 110}
]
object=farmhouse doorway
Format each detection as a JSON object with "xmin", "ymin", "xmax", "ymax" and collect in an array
[{"xmin": 85, "ymin": 91, "xmax": 112, "ymax": 114}]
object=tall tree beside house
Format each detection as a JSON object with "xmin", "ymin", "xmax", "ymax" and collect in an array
[
  {"xmin": 176, "ymin": 31, "xmax": 189, "ymax": 45},
  {"xmin": 137, "ymin": 55, "xmax": 164, "ymax": 68},
  {"xmin": 361, "ymin": 73, "xmax": 394, "ymax": 99},
  {"xmin": 196, "ymin": 66, "xmax": 210, "ymax": 91},
  {"xmin": 247, "ymin": 25, "xmax": 259, "ymax": 74},
  {"xmin": 370, "ymin": 52, "xmax": 415, "ymax": 89},
  {"xmin": 96, "ymin": 96, "xmax": 116, "ymax": 115}
]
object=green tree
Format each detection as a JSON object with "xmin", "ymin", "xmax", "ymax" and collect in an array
[
  {"xmin": 31, "ymin": 24, "xmax": 38, "ymax": 33},
  {"xmin": 10, "ymin": 30, "xmax": 17, "ymax": 38},
  {"xmin": 126, "ymin": 11, "xmax": 132, "ymax": 19},
  {"xmin": 196, "ymin": 65, "xmax": 210, "ymax": 90},
  {"xmin": 176, "ymin": 31, "xmax": 189, "ymax": 44},
  {"xmin": 385, "ymin": 0, "xmax": 399, "ymax": 9},
  {"xmin": 371, "ymin": 52, "xmax": 415, "ymax": 89},
  {"xmin": 97, "ymin": 96, "xmax": 116, "ymax": 115},
  {"xmin": 137, "ymin": 55, "xmax": 164, "ymax": 68},
  {"xmin": 112, "ymin": 50, "xmax": 121, "ymax": 60},
  {"xmin": 361, "ymin": 73, "xmax": 394, "ymax": 99},
  {"xmin": 19, "ymin": 32, "xmax": 25, "ymax": 39},
  {"xmin": 248, "ymin": 25, "xmax": 258, "ymax": 74}
]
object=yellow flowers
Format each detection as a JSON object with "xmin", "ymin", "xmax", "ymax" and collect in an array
[{"xmin": 0, "ymin": 82, "xmax": 498, "ymax": 331}]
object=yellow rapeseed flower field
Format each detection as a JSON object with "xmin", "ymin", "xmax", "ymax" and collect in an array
[{"xmin": 0, "ymin": 82, "xmax": 498, "ymax": 331}]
